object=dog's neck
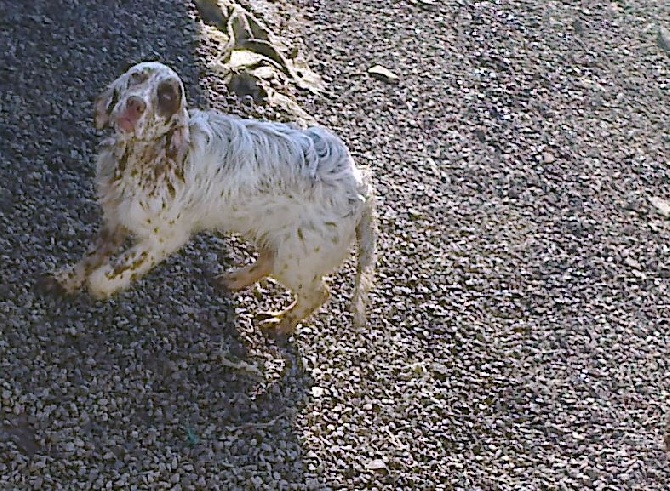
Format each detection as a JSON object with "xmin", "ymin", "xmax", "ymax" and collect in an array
[{"xmin": 109, "ymin": 126, "xmax": 188, "ymax": 186}]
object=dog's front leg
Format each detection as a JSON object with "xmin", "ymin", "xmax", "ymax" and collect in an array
[
  {"xmin": 86, "ymin": 235, "xmax": 185, "ymax": 300},
  {"xmin": 48, "ymin": 222, "xmax": 127, "ymax": 295}
]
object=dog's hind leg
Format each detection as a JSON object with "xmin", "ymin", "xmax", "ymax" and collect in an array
[
  {"xmin": 258, "ymin": 277, "xmax": 330, "ymax": 335},
  {"xmin": 219, "ymin": 248, "xmax": 274, "ymax": 291}
]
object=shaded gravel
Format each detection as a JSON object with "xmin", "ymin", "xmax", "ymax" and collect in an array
[{"xmin": 1, "ymin": 0, "xmax": 670, "ymax": 489}]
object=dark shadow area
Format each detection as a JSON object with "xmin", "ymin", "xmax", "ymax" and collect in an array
[{"xmin": 0, "ymin": 1, "xmax": 315, "ymax": 487}]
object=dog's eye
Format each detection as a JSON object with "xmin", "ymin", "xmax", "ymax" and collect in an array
[
  {"xmin": 156, "ymin": 81, "xmax": 181, "ymax": 117},
  {"xmin": 128, "ymin": 72, "xmax": 148, "ymax": 86},
  {"xmin": 158, "ymin": 91, "xmax": 174, "ymax": 103}
]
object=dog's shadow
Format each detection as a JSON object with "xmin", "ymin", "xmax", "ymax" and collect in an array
[
  {"xmin": 0, "ymin": 0, "xmax": 321, "ymax": 487},
  {"xmin": 25, "ymin": 232, "xmax": 317, "ymax": 483}
]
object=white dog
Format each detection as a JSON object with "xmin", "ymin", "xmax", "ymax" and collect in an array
[{"xmin": 46, "ymin": 61, "xmax": 377, "ymax": 334}]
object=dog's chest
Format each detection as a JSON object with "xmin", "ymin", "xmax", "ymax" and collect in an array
[
  {"xmin": 104, "ymin": 170, "xmax": 187, "ymax": 238},
  {"xmin": 117, "ymin": 190, "xmax": 170, "ymax": 234},
  {"xmin": 97, "ymin": 142, "xmax": 191, "ymax": 237}
]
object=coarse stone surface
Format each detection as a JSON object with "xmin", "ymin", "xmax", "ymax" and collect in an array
[{"xmin": 1, "ymin": 0, "xmax": 669, "ymax": 489}]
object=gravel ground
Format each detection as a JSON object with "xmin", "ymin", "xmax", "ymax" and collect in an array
[{"xmin": 1, "ymin": 0, "xmax": 670, "ymax": 489}]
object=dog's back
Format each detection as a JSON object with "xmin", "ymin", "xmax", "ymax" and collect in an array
[{"xmin": 185, "ymin": 110, "xmax": 371, "ymax": 237}]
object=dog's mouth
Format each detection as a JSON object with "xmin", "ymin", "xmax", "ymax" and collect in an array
[{"xmin": 115, "ymin": 115, "xmax": 137, "ymax": 133}]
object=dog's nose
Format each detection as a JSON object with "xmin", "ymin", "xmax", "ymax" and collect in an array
[{"xmin": 125, "ymin": 96, "xmax": 146, "ymax": 118}]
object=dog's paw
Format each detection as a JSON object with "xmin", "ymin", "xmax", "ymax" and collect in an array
[
  {"xmin": 86, "ymin": 268, "xmax": 116, "ymax": 301},
  {"xmin": 257, "ymin": 310, "xmax": 298, "ymax": 336}
]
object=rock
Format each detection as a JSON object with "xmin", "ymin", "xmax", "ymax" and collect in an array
[
  {"xmin": 572, "ymin": 19, "xmax": 585, "ymax": 35},
  {"xmin": 657, "ymin": 27, "xmax": 670, "ymax": 52},
  {"xmin": 365, "ymin": 459, "xmax": 388, "ymax": 471},
  {"xmin": 418, "ymin": 0, "xmax": 439, "ymax": 11},
  {"xmin": 367, "ymin": 65, "xmax": 400, "ymax": 84},
  {"xmin": 193, "ymin": 0, "xmax": 227, "ymax": 29},
  {"xmin": 624, "ymin": 257, "xmax": 642, "ymax": 271},
  {"xmin": 227, "ymin": 50, "xmax": 267, "ymax": 71},
  {"xmin": 199, "ymin": 0, "xmax": 323, "ymax": 122},
  {"xmin": 649, "ymin": 196, "xmax": 670, "ymax": 217},
  {"xmin": 227, "ymin": 72, "xmax": 267, "ymax": 103}
]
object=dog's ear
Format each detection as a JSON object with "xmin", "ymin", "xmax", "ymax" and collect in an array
[
  {"xmin": 94, "ymin": 84, "xmax": 118, "ymax": 130},
  {"xmin": 160, "ymin": 79, "xmax": 189, "ymax": 161}
]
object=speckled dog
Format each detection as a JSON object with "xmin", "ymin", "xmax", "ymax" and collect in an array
[{"xmin": 48, "ymin": 61, "xmax": 377, "ymax": 334}]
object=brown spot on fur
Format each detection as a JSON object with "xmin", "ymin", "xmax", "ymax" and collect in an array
[
  {"xmin": 133, "ymin": 252, "xmax": 149, "ymax": 268},
  {"xmin": 174, "ymin": 162, "xmax": 184, "ymax": 182},
  {"xmin": 117, "ymin": 146, "xmax": 130, "ymax": 175},
  {"xmin": 165, "ymin": 131, "xmax": 175, "ymax": 160},
  {"xmin": 325, "ymin": 221, "xmax": 337, "ymax": 228},
  {"xmin": 140, "ymin": 145, "xmax": 152, "ymax": 166},
  {"xmin": 112, "ymin": 251, "xmax": 149, "ymax": 277},
  {"xmin": 297, "ymin": 228, "xmax": 304, "ymax": 240},
  {"xmin": 166, "ymin": 130, "xmax": 186, "ymax": 168},
  {"xmin": 95, "ymin": 87, "xmax": 118, "ymax": 130},
  {"xmin": 314, "ymin": 246, "xmax": 321, "ymax": 253},
  {"xmin": 153, "ymin": 162, "xmax": 167, "ymax": 181},
  {"xmin": 108, "ymin": 89, "xmax": 119, "ymax": 114},
  {"xmin": 99, "ymin": 227, "xmax": 113, "ymax": 243},
  {"xmin": 167, "ymin": 181, "xmax": 176, "ymax": 199},
  {"xmin": 153, "ymin": 227, "xmax": 159, "ymax": 234}
]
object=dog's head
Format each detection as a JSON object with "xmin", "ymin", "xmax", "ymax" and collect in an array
[{"xmin": 94, "ymin": 62, "xmax": 189, "ymax": 155}]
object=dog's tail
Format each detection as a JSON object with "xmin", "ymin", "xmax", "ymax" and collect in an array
[{"xmin": 352, "ymin": 189, "xmax": 378, "ymax": 327}]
